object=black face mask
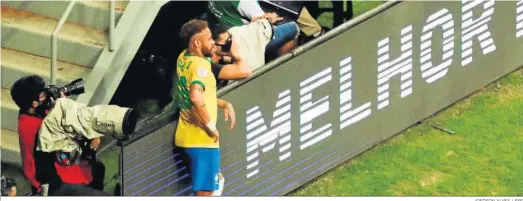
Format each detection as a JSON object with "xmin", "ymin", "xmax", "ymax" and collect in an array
[
  {"xmin": 34, "ymin": 98, "xmax": 54, "ymax": 118},
  {"xmin": 34, "ymin": 104, "xmax": 47, "ymax": 118},
  {"xmin": 216, "ymin": 33, "xmax": 232, "ymax": 52}
]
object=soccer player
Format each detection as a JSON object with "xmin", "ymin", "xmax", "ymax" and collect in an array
[{"xmin": 174, "ymin": 19, "xmax": 236, "ymax": 196}]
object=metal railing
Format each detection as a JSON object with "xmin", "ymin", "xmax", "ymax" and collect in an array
[
  {"xmin": 51, "ymin": 0, "xmax": 116, "ymax": 85},
  {"xmin": 109, "ymin": 0, "xmax": 115, "ymax": 51}
]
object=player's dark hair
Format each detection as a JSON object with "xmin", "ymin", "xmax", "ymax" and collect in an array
[{"xmin": 179, "ymin": 19, "xmax": 209, "ymax": 47}]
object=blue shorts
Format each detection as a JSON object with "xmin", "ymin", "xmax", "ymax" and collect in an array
[
  {"xmin": 184, "ymin": 148, "xmax": 220, "ymax": 192},
  {"xmin": 265, "ymin": 21, "xmax": 300, "ymax": 54}
]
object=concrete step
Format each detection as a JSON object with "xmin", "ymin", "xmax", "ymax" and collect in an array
[
  {"xmin": 1, "ymin": 48, "xmax": 92, "ymax": 89},
  {"xmin": 0, "ymin": 129, "xmax": 21, "ymax": 167},
  {"xmin": 1, "ymin": 0, "xmax": 129, "ymax": 30},
  {"xmin": 1, "ymin": 88, "xmax": 19, "ymax": 132},
  {"xmin": 1, "ymin": 6, "xmax": 107, "ymax": 68}
]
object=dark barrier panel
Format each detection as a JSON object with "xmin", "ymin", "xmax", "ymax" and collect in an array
[{"xmin": 122, "ymin": 0, "xmax": 523, "ymax": 196}]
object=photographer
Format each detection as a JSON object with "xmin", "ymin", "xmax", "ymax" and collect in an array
[
  {"xmin": 10, "ymin": 75, "xmax": 109, "ymax": 196},
  {"xmin": 11, "ymin": 75, "xmax": 63, "ymax": 195}
]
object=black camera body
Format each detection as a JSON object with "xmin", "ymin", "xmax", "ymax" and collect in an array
[
  {"xmin": 54, "ymin": 136, "xmax": 96, "ymax": 167},
  {"xmin": 44, "ymin": 78, "xmax": 85, "ymax": 100}
]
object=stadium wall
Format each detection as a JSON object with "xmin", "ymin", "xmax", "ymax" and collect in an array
[{"xmin": 120, "ymin": 0, "xmax": 523, "ymax": 196}]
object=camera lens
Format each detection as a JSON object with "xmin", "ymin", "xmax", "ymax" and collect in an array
[{"xmin": 61, "ymin": 78, "xmax": 85, "ymax": 97}]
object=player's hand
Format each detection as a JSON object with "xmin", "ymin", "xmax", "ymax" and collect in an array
[
  {"xmin": 210, "ymin": 130, "xmax": 220, "ymax": 143},
  {"xmin": 49, "ymin": 92, "xmax": 66, "ymax": 104},
  {"xmin": 90, "ymin": 138, "xmax": 101, "ymax": 150},
  {"xmin": 223, "ymin": 102, "xmax": 236, "ymax": 131}
]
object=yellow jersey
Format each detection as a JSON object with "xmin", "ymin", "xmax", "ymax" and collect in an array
[{"xmin": 174, "ymin": 50, "xmax": 219, "ymax": 148}]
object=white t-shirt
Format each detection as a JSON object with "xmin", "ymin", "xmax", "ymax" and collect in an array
[{"xmin": 228, "ymin": 18, "xmax": 273, "ymax": 70}]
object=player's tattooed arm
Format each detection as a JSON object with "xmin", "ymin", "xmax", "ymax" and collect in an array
[{"xmin": 190, "ymin": 83, "xmax": 212, "ymax": 131}]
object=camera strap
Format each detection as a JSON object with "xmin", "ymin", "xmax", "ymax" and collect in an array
[
  {"xmin": 55, "ymin": 147, "xmax": 82, "ymax": 166},
  {"xmin": 56, "ymin": 150, "xmax": 81, "ymax": 166}
]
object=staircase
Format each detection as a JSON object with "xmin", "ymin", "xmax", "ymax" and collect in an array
[{"xmin": 1, "ymin": 1, "xmax": 128, "ymax": 166}]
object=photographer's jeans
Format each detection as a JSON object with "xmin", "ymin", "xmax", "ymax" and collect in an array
[{"xmin": 265, "ymin": 21, "xmax": 300, "ymax": 55}]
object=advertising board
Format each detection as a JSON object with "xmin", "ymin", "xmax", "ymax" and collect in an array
[{"xmin": 122, "ymin": 1, "xmax": 523, "ymax": 196}]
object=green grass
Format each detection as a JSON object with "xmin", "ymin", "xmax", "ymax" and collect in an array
[
  {"xmin": 352, "ymin": 0, "xmax": 386, "ymax": 16},
  {"xmin": 97, "ymin": 145, "xmax": 120, "ymax": 195},
  {"xmin": 290, "ymin": 68, "xmax": 523, "ymax": 196}
]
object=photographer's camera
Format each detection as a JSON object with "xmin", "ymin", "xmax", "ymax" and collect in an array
[{"xmin": 44, "ymin": 78, "xmax": 85, "ymax": 100}]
